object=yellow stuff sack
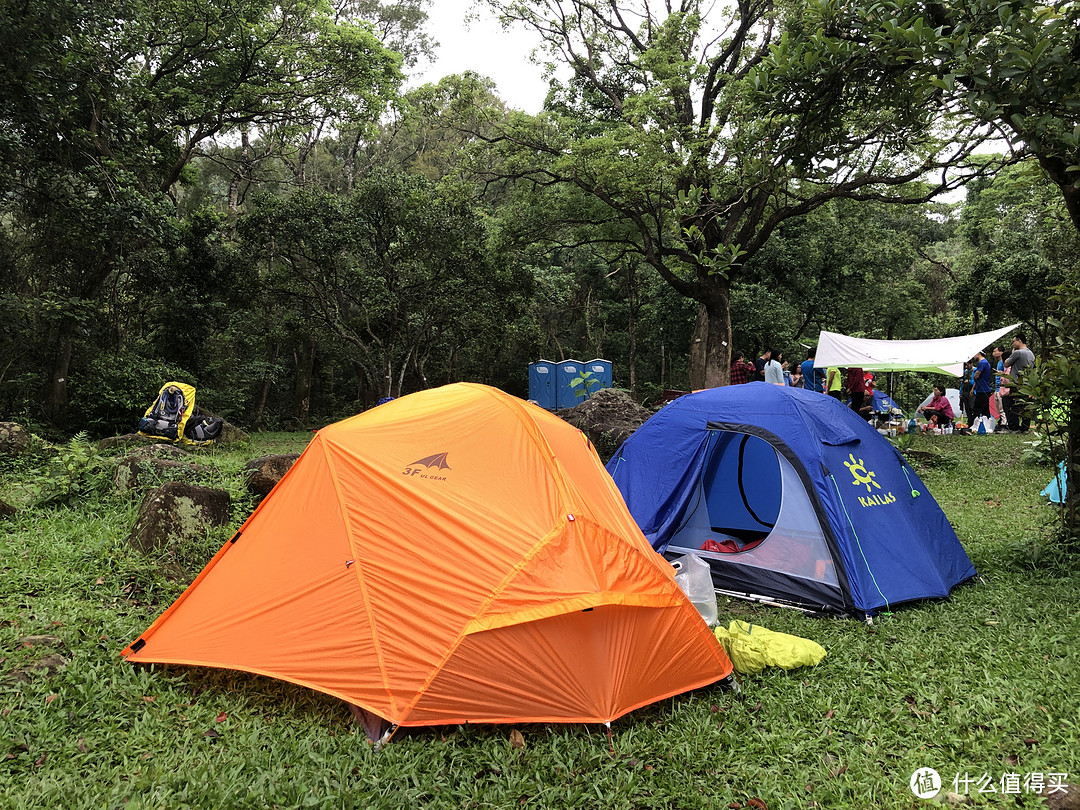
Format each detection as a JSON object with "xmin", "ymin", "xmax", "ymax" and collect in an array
[{"xmin": 713, "ymin": 620, "xmax": 826, "ymax": 675}]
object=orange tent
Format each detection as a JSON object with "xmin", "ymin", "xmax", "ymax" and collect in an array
[{"xmin": 122, "ymin": 383, "xmax": 732, "ymax": 736}]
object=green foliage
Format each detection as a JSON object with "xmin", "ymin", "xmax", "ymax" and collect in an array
[
  {"xmin": 21, "ymin": 433, "xmax": 110, "ymax": 508},
  {"xmin": 568, "ymin": 368, "xmax": 602, "ymax": 400}
]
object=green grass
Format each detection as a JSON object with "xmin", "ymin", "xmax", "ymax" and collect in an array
[{"xmin": 1, "ymin": 432, "xmax": 1076, "ymax": 809}]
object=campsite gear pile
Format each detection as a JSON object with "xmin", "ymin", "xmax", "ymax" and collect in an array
[
  {"xmin": 607, "ymin": 383, "xmax": 976, "ymax": 618},
  {"xmin": 713, "ymin": 621, "xmax": 827, "ymax": 675},
  {"xmin": 137, "ymin": 382, "xmax": 223, "ymax": 446},
  {"xmin": 123, "ymin": 383, "xmax": 733, "ymax": 740}
]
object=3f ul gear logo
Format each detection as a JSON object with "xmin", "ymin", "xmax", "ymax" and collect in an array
[
  {"xmin": 402, "ymin": 452, "xmax": 450, "ymax": 481},
  {"xmin": 844, "ymin": 453, "xmax": 880, "ymax": 492},
  {"xmin": 843, "ymin": 452, "xmax": 897, "ymax": 508}
]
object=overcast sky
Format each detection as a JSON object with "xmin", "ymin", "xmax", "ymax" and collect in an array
[{"xmin": 410, "ymin": 2, "xmax": 553, "ymax": 113}]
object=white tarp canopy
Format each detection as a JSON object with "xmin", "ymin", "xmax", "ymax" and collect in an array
[{"xmin": 813, "ymin": 324, "xmax": 1019, "ymax": 376}]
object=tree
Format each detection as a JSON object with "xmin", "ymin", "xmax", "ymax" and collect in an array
[
  {"xmin": 473, "ymin": 0, "xmax": 999, "ymax": 386},
  {"xmin": 240, "ymin": 172, "xmax": 520, "ymax": 404},
  {"xmin": 0, "ymin": 0, "xmax": 401, "ymax": 422}
]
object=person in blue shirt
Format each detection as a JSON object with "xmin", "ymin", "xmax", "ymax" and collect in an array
[
  {"xmin": 971, "ymin": 350, "xmax": 994, "ymax": 424},
  {"xmin": 800, "ymin": 347, "xmax": 825, "ymax": 393}
]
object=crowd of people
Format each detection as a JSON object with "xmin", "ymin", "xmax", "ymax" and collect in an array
[{"xmin": 729, "ymin": 334, "xmax": 1035, "ymax": 434}]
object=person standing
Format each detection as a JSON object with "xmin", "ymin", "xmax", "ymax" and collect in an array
[
  {"xmin": 846, "ymin": 366, "xmax": 867, "ymax": 413},
  {"xmin": 1003, "ymin": 333, "xmax": 1035, "ymax": 432},
  {"xmin": 753, "ymin": 349, "xmax": 771, "ymax": 382},
  {"xmin": 992, "ymin": 345, "xmax": 1007, "ymax": 426},
  {"xmin": 729, "ymin": 352, "xmax": 755, "ymax": 385},
  {"xmin": 801, "ymin": 348, "xmax": 825, "ymax": 393},
  {"xmin": 971, "ymin": 350, "xmax": 994, "ymax": 425},
  {"xmin": 764, "ymin": 349, "xmax": 785, "ymax": 385},
  {"xmin": 825, "ymin": 365, "xmax": 844, "ymax": 401}
]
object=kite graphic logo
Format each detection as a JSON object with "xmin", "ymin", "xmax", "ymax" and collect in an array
[{"xmin": 403, "ymin": 452, "xmax": 451, "ymax": 481}]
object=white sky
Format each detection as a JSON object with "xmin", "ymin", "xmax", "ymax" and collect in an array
[{"xmin": 410, "ymin": 1, "xmax": 553, "ymax": 113}]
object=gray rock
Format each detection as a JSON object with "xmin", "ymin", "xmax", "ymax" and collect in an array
[
  {"xmin": 216, "ymin": 419, "xmax": 249, "ymax": 446},
  {"xmin": 0, "ymin": 422, "xmax": 30, "ymax": 456},
  {"xmin": 98, "ymin": 433, "xmax": 159, "ymax": 452},
  {"xmin": 244, "ymin": 453, "xmax": 301, "ymax": 499},
  {"xmin": 113, "ymin": 456, "xmax": 210, "ymax": 495},
  {"xmin": 128, "ymin": 481, "xmax": 231, "ymax": 554},
  {"xmin": 18, "ymin": 635, "xmax": 62, "ymax": 647}
]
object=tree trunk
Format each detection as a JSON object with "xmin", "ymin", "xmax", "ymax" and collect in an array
[
  {"xmin": 293, "ymin": 335, "xmax": 317, "ymax": 427},
  {"xmin": 46, "ymin": 318, "xmax": 76, "ymax": 425},
  {"xmin": 689, "ymin": 276, "xmax": 733, "ymax": 389},
  {"xmin": 688, "ymin": 304, "xmax": 708, "ymax": 390},
  {"xmin": 251, "ymin": 341, "xmax": 279, "ymax": 426}
]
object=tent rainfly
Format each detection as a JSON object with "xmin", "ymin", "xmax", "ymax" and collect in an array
[
  {"xmin": 122, "ymin": 383, "xmax": 732, "ymax": 741},
  {"xmin": 813, "ymin": 324, "xmax": 1019, "ymax": 376}
]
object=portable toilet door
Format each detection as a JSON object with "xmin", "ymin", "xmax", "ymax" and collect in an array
[
  {"xmin": 528, "ymin": 360, "xmax": 557, "ymax": 410},
  {"xmin": 585, "ymin": 359, "xmax": 613, "ymax": 391},
  {"xmin": 555, "ymin": 359, "xmax": 584, "ymax": 409}
]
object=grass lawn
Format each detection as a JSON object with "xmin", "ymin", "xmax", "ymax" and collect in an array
[{"xmin": 1, "ymin": 430, "xmax": 1076, "ymax": 809}]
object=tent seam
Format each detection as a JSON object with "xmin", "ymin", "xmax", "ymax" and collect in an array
[{"xmin": 321, "ymin": 435, "xmax": 400, "ymax": 718}]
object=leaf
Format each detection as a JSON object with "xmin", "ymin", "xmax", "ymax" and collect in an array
[
  {"xmin": 35, "ymin": 754, "xmax": 47, "ymax": 767},
  {"xmin": 45, "ymin": 693, "xmax": 58, "ymax": 705},
  {"xmin": 746, "ymin": 799, "xmax": 768, "ymax": 810},
  {"xmin": 204, "ymin": 728, "xmax": 221, "ymax": 738},
  {"xmin": 509, "ymin": 729, "xmax": 525, "ymax": 750},
  {"xmin": 215, "ymin": 712, "xmax": 227, "ymax": 723},
  {"xmin": 824, "ymin": 709, "xmax": 835, "ymax": 719},
  {"xmin": 76, "ymin": 739, "xmax": 88, "ymax": 753}
]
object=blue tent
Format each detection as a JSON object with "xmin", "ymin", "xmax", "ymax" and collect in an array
[
  {"xmin": 869, "ymin": 389, "xmax": 901, "ymax": 414},
  {"xmin": 606, "ymin": 383, "xmax": 975, "ymax": 617}
]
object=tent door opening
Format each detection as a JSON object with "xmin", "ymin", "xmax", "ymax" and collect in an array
[{"xmin": 667, "ymin": 430, "xmax": 840, "ymax": 597}]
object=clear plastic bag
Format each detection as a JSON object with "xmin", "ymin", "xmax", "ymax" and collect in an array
[{"xmin": 672, "ymin": 553, "xmax": 718, "ymax": 626}]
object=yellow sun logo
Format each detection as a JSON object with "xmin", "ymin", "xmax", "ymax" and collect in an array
[{"xmin": 844, "ymin": 453, "xmax": 881, "ymax": 493}]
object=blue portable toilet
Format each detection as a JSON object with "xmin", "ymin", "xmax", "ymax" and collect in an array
[
  {"xmin": 528, "ymin": 360, "xmax": 556, "ymax": 410},
  {"xmin": 584, "ymin": 359, "xmax": 613, "ymax": 391},
  {"xmin": 555, "ymin": 359, "xmax": 584, "ymax": 409}
]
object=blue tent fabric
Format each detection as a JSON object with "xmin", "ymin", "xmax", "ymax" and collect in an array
[
  {"xmin": 606, "ymin": 383, "xmax": 975, "ymax": 616},
  {"xmin": 870, "ymin": 389, "xmax": 901, "ymax": 414}
]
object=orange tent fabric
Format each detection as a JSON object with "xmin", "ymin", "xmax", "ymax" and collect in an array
[{"xmin": 122, "ymin": 383, "xmax": 732, "ymax": 730}]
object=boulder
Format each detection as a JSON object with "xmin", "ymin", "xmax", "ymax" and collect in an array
[
  {"xmin": 123, "ymin": 443, "xmax": 191, "ymax": 460},
  {"xmin": 113, "ymin": 455, "xmax": 210, "ymax": 495},
  {"xmin": 216, "ymin": 419, "xmax": 249, "ymax": 446},
  {"xmin": 98, "ymin": 433, "xmax": 159, "ymax": 452},
  {"xmin": 556, "ymin": 388, "xmax": 652, "ymax": 462},
  {"xmin": 128, "ymin": 481, "xmax": 231, "ymax": 554},
  {"xmin": 245, "ymin": 453, "xmax": 301, "ymax": 499},
  {"xmin": 0, "ymin": 422, "xmax": 30, "ymax": 456}
]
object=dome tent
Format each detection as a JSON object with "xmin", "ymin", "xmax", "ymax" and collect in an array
[
  {"xmin": 607, "ymin": 383, "xmax": 975, "ymax": 618},
  {"xmin": 123, "ymin": 383, "xmax": 732, "ymax": 740}
]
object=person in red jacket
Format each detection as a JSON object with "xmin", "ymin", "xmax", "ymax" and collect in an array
[{"xmin": 846, "ymin": 367, "xmax": 866, "ymax": 413}]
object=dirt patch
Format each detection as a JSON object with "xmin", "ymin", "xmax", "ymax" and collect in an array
[{"xmin": 556, "ymin": 388, "xmax": 653, "ymax": 462}]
